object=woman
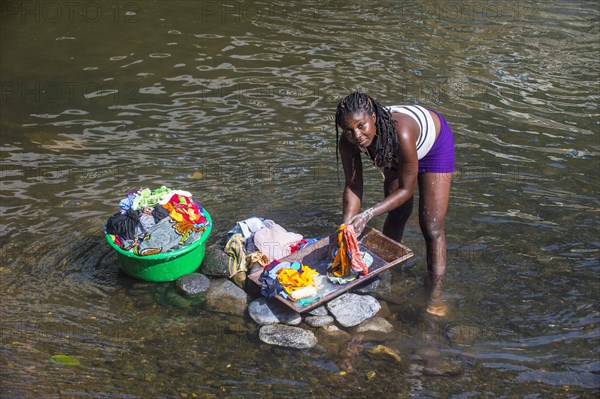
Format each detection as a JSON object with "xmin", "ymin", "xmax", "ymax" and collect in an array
[{"xmin": 336, "ymin": 92, "xmax": 455, "ymax": 316}]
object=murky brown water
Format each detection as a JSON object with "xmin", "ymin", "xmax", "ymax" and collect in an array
[{"xmin": 1, "ymin": 0, "xmax": 599, "ymax": 397}]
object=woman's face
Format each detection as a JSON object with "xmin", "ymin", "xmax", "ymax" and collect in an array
[{"xmin": 339, "ymin": 111, "xmax": 376, "ymax": 148}]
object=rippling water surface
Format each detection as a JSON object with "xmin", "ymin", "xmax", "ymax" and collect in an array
[{"xmin": 1, "ymin": 1, "xmax": 598, "ymax": 397}]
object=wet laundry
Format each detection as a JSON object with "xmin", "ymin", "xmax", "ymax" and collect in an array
[{"xmin": 327, "ymin": 224, "xmax": 371, "ymax": 284}]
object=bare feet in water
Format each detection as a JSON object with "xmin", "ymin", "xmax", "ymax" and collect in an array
[{"xmin": 426, "ymin": 274, "xmax": 447, "ymax": 317}]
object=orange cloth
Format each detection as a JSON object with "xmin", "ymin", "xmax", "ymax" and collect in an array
[
  {"xmin": 329, "ymin": 225, "xmax": 350, "ymax": 277},
  {"xmin": 162, "ymin": 194, "xmax": 203, "ymax": 234},
  {"xmin": 328, "ymin": 224, "xmax": 368, "ymax": 277}
]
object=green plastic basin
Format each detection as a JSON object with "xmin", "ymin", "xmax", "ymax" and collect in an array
[{"xmin": 105, "ymin": 209, "xmax": 212, "ymax": 282}]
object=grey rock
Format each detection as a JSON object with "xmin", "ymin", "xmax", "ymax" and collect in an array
[
  {"xmin": 204, "ymin": 279, "xmax": 249, "ymax": 317},
  {"xmin": 259, "ymin": 324, "xmax": 317, "ymax": 349},
  {"xmin": 176, "ymin": 273, "xmax": 211, "ymax": 296},
  {"xmin": 248, "ymin": 297, "xmax": 301, "ymax": 326},
  {"xmin": 307, "ymin": 306, "xmax": 328, "ymax": 316},
  {"xmin": 199, "ymin": 245, "xmax": 230, "ymax": 277},
  {"xmin": 326, "ymin": 293, "xmax": 381, "ymax": 327},
  {"xmin": 304, "ymin": 315, "xmax": 334, "ymax": 328},
  {"xmin": 354, "ymin": 317, "xmax": 394, "ymax": 334}
]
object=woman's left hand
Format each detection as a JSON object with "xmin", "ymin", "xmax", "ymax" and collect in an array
[{"xmin": 348, "ymin": 208, "xmax": 374, "ymax": 236}]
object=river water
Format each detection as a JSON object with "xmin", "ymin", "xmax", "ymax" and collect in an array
[{"xmin": 1, "ymin": 0, "xmax": 598, "ymax": 397}]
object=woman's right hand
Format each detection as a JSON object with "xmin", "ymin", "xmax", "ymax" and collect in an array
[{"xmin": 348, "ymin": 207, "xmax": 374, "ymax": 236}]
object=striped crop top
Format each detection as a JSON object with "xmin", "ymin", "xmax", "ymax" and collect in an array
[{"xmin": 388, "ymin": 105, "xmax": 436, "ymax": 160}]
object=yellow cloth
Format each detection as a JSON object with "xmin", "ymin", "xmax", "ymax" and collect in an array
[{"xmin": 277, "ymin": 265, "xmax": 319, "ymax": 295}]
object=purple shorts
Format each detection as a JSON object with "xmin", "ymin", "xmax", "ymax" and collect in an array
[{"xmin": 418, "ymin": 110, "xmax": 455, "ymax": 173}]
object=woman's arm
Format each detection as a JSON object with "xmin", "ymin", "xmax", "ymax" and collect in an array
[
  {"xmin": 373, "ymin": 126, "xmax": 419, "ymax": 216},
  {"xmin": 339, "ymin": 135, "xmax": 363, "ymax": 224}
]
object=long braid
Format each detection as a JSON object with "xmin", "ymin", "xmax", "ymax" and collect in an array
[{"xmin": 335, "ymin": 92, "xmax": 398, "ymax": 170}]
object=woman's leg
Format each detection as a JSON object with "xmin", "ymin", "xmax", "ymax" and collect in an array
[{"xmin": 418, "ymin": 172, "xmax": 452, "ymax": 315}]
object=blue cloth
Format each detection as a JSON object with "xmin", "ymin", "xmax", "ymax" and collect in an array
[
  {"xmin": 299, "ymin": 238, "xmax": 321, "ymax": 250},
  {"xmin": 259, "ymin": 261, "xmax": 289, "ymax": 298},
  {"xmin": 119, "ymin": 193, "xmax": 136, "ymax": 214}
]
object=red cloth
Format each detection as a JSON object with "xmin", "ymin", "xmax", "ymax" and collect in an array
[
  {"xmin": 289, "ymin": 239, "xmax": 307, "ymax": 254},
  {"xmin": 344, "ymin": 225, "xmax": 368, "ymax": 275}
]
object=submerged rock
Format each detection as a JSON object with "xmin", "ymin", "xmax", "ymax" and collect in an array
[
  {"xmin": 204, "ymin": 279, "xmax": 249, "ymax": 317},
  {"xmin": 248, "ymin": 297, "xmax": 301, "ymax": 326},
  {"xmin": 304, "ymin": 315, "xmax": 334, "ymax": 328},
  {"xmin": 367, "ymin": 345, "xmax": 402, "ymax": 363},
  {"xmin": 327, "ymin": 293, "xmax": 381, "ymax": 327},
  {"xmin": 317, "ymin": 324, "xmax": 351, "ymax": 342},
  {"xmin": 176, "ymin": 273, "xmax": 211, "ymax": 296},
  {"xmin": 258, "ymin": 324, "xmax": 317, "ymax": 349},
  {"xmin": 376, "ymin": 278, "xmax": 421, "ymax": 305},
  {"xmin": 375, "ymin": 300, "xmax": 392, "ymax": 319},
  {"xmin": 354, "ymin": 316, "xmax": 394, "ymax": 335},
  {"xmin": 422, "ymin": 360, "xmax": 462, "ymax": 376},
  {"xmin": 446, "ymin": 325, "xmax": 481, "ymax": 345}
]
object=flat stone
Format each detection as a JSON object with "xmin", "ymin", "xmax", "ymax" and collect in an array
[
  {"xmin": 304, "ymin": 315, "xmax": 334, "ymax": 328},
  {"xmin": 204, "ymin": 278, "xmax": 250, "ymax": 317},
  {"xmin": 326, "ymin": 293, "xmax": 381, "ymax": 328},
  {"xmin": 247, "ymin": 297, "xmax": 301, "ymax": 326},
  {"xmin": 354, "ymin": 317, "xmax": 394, "ymax": 334},
  {"xmin": 176, "ymin": 273, "xmax": 211, "ymax": 296},
  {"xmin": 259, "ymin": 324, "xmax": 317, "ymax": 349}
]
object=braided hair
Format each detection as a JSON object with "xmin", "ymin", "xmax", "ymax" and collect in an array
[{"xmin": 335, "ymin": 92, "xmax": 398, "ymax": 169}]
